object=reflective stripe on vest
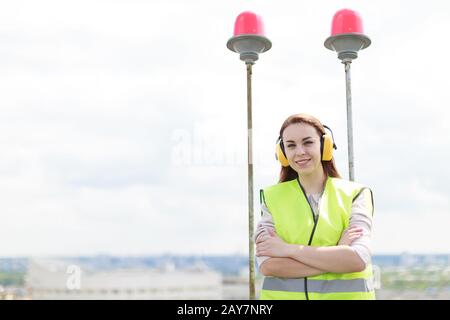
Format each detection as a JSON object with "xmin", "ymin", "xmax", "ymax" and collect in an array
[{"xmin": 263, "ymin": 277, "xmax": 373, "ymax": 293}]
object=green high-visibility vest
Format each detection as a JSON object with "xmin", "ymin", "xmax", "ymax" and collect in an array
[{"xmin": 259, "ymin": 176, "xmax": 376, "ymax": 300}]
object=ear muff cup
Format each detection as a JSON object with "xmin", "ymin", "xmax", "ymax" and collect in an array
[
  {"xmin": 275, "ymin": 139, "xmax": 290, "ymax": 167},
  {"xmin": 321, "ymin": 134, "xmax": 334, "ymax": 161}
]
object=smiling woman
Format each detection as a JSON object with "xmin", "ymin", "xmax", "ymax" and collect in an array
[{"xmin": 255, "ymin": 113, "xmax": 375, "ymax": 300}]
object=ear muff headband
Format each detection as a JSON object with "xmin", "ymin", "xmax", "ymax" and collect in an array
[{"xmin": 275, "ymin": 125, "xmax": 338, "ymax": 166}]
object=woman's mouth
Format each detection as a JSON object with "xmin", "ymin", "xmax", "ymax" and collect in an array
[{"xmin": 295, "ymin": 159, "xmax": 310, "ymax": 166}]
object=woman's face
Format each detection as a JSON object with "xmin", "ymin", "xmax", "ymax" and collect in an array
[{"xmin": 282, "ymin": 122, "xmax": 323, "ymax": 177}]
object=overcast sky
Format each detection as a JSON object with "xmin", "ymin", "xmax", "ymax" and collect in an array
[{"xmin": 1, "ymin": 0, "xmax": 449, "ymax": 257}]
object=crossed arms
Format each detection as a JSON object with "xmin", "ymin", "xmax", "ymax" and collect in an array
[{"xmin": 256, "ymin": 227, "xmax": 366, "ymax": 278}]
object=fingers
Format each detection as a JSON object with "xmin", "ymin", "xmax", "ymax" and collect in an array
[
  {"xmin": 344, "ymin": 229, "xmax": 364, "ymax": 243},
  {"xmin": 347, "ymin": 228, "xmax": 363, "ymax": 235},
  {"xmin": 255, "ymin": 228, "xmax": 276, "ymax": 244},
  {"xmin": 255, "ymin": 235, "xmax": 268, "ymax": 245},
  {"xmin": 255, "ymin": 232, "xmax": 273, "ymax": 255},
  {"xmin": 349, "ymin": 228, "xmax": 364, "ymax": 236},
  {"xmin": 344, "ymin": 226, "xmax": 364, "ymax": 237},
  {"xmin": 347, "ymin": 232, "xmax": 364, "ymax": 241},
  {"xmin": 267, "ymin": 228, "xmax": 276, "ymax": 237},
  {"xmin": 255, "ymin": 235, "xmax": 266, "ymax": 244},
  {"xmin": 255, "ymin": 244, "xmax": 266, "ymax": 257},
  {"xmin": 338, "ymin": 226, "xmax": 364, "ymax": 246},
  {"xmin": 346, "ymin": 225, "xmax": 363, "ymax": 233},
  {"xmin": 348, "ymin": 233, "xmax": 363, "ymax": 241}
]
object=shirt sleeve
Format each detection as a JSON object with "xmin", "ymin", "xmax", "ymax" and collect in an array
[
  {"xmin": 254, "ymin": 203, "xmax": 275, "ymax": 271},
  {"xmin": 348, "ymin": 188, "xmax": 374, "ymax": 268}
]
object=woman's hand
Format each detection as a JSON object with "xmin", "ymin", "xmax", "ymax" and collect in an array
[
  {"xmin": 338, "ymin": 225, "xmax": 363, "ymax": 246},
  {"xmin": 256, "ymin": 228, "xmax": 294, "ymax": 258}
]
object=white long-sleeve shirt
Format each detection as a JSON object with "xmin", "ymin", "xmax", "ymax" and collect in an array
[{"xmin": 255, "ymin": 188, "xmax": 374, "ymax": 271}]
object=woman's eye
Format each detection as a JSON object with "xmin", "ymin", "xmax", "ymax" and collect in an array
[
  {"xmin": 305, "ymin": 141, "xmax": 313, "ymax": 145},
  {"xmin": 287, "ymin": 144, "xmax": 295, "ymax": 148}
]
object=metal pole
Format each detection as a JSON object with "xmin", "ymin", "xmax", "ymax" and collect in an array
[
  {"xmin": 246, "ymin": 62, "xmax": 256, "ymax": 300},
  {"xmin": 344, "ymin": 60, "xmax": 355, "ymax": 181}
]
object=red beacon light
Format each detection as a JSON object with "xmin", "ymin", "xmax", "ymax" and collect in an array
[
  {"xmin": 324, "ymin": 9, "xmax": 371, "ymax": 61},
  {"xmin": 227, "ymin": 11, "xmax": 272, "ymax": 64}
]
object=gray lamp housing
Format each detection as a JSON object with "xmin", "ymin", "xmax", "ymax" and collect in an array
[
  {"xmin": 227, "ymin": 34, "xmax": 272, "ymax": 64},
  {"xmin": 324, "ymin": 33, "xmax": 371, "ymax": 61}
]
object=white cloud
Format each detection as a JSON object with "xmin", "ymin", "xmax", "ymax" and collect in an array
[{"xmin": 373, "ymin": 210, "xmax": 450, "ymax": 254}]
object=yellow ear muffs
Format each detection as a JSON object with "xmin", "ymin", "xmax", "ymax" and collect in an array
[
  {"xmin": 275, "ymin": 139, "xmax": 290, "ymax": 167},
  {"xmin": 321, "ymin": 133, "xmax": 334, "ymax": 161},
  {"xmin": 276, "ymin": 126, "xmax": 336, "ymax": 165}
]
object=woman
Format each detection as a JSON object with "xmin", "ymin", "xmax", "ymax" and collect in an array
[{"xmin": 255, "ymin": 113, "xmax": 375, "ymax": 300}]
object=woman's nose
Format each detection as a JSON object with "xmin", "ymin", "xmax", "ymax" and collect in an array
[{"xmin": 294, "ymin": 146, "xmax": 306, "ymax": 155}]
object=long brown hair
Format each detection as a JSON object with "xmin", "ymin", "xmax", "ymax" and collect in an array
[{"xmin": 278, "ymin": 113, "xmax": 341, "ymax": 183}]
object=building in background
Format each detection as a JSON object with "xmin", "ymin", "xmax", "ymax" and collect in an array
[{"xmin": 26, "ymin": 258, "xmax": 222, "ymax": 300}]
